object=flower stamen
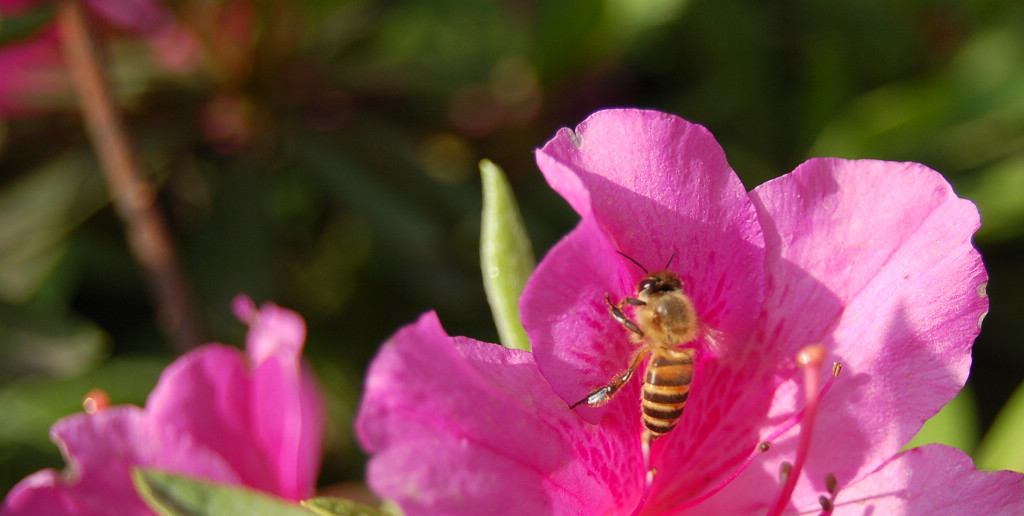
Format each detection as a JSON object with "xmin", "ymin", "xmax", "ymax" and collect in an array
[
  {"xmin": 669, "ymin": 352, "xmax": 842, "ymax": 513},
  {"xmin": 778, "ymin": 461, "xmax": 793, "ymax": 484},
  {"xmin": 765, "ymin": 344, "xmax": 828, "ymax": 516},
  {"xmin": 815, "ymin": 473, "xmax": 839, "ymax": 514},
  {"xmin": 630, "ymin": 432, "xmax": 657, "ymax": 516},
  {"xmin": 818, "ymin": 495, "xmax": 833, "ymax": 513}
]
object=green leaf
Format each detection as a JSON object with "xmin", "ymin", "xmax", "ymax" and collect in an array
[
  {"xmin": 301, "ymin": 497, "xmax": 384, "ymax": 516},
  {"xmin": 0, "ymin": 151, "xmax": 108, "ymax": 304},
  {"xmin": 132, "ymin": 469, "xmax": 312, "ymax": 516},
  {"xmin": 0, "ymin": 4, "xmax": 56, "ymax": 46},
  {"xmin": 904, "ymin": 385, "xmax": 979, "ymax": 454},
  {"xmin": 975, "ymin": 380, "xmax": 1024, "ymax": 472},
  {"xmin": 479, "ymin": 159, "xmax": 535, "ymax": 351},
  {"xmin": 0, "ymin": 303, "xmax": 109, "ymax": 380},
  {"xmin": 0, "ymin": 356, "xmax": 167, "ymax": 453}
]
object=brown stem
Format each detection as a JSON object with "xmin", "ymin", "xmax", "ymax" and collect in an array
[{"xmin": 56, "ymin": 0, "xmax": 202, "ymax": 352}]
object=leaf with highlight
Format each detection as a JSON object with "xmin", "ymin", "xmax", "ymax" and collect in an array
[
  {"xmin": 480, "ymin": 159, "xmax": 535, "ymax": 351},
  {"xmin": 301, "ymin": 497, "xmax": 385, "ymax": 516},
  {"xmin": 976, "ymin": 380, "xmax": 1024, "ymax": 472},
  {"xmin": 133, "ymin": 468, "xmax": 312, "ymax": 516}
]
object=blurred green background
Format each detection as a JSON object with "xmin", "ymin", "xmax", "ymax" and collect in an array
[{"xmin": 1, "ymin": 0, "xmax": 1022, "ymax": 496}]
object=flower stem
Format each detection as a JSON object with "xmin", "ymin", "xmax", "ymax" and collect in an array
[{"xmin": 56, "ymin": 0, "xmax": 202, "ymax": 351}]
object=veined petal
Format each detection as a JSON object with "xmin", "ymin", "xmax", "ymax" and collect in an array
[
  {"xmin": 534, "ymin": 110, "xmax": 765, "ymax": 326},
  {"xmin": 525, "ymin": 108, "xmax": 766, "ymax": 412},
  {"xmin": 356, "ymin": 312, "xmax": 643, "ymax": 515},
  {"xmin": 520, "ymin": 215, "xmax": 637, "ymax": 423},
  {"xmin": 750, "ymin": 159, "xmax": 987, "ymax": 485}
]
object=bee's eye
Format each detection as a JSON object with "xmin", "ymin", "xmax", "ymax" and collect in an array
[{"xmin": 640, "ymin": 279, "xmax": 662, "ymax": 293}]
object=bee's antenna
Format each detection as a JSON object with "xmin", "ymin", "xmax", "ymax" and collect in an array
[
  {"xmin": 615, "ymin": 250, "xmax": 648, "ymax": 274},
  {"xmin": 664, "ymin": 252, "xmax": 677, "ymax": 270}
]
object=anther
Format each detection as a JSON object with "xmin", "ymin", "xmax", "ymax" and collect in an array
[
  {"xmin": 758, "ymin": 441, "xmax": 771, "ymax": 452},
  {"xmin": 825, "ymin": 473, "xmax": 838, "ymax": 495},
  {"xmin": 816, "ymin": 473, "xmax": 839, "ymax": 515},
  {"xmin": 82, "ymin": 388, "xmax": 110, "ymax": 414},
  {"xmin": 778, "ymin": 462, "xmax": 792, "ymax": 483},
  {"xmin": 818, "ymin": 495, "xmax": 833, "ymax": 512}
]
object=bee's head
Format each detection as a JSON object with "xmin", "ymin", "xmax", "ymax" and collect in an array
[{"xmin": 637, "ymin": 271, "xmax": 682, "ymax": 297}]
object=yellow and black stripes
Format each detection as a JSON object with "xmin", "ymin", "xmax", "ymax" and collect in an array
[{"xmin": 642, "ymin": 347, "xmax": 695, "ymax": 438}]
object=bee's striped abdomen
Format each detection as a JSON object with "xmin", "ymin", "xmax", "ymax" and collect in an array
[{"xmin": 642, "ymin": 347, "xmax": 695, "ymax": 438}]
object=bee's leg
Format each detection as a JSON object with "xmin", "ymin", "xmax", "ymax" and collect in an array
[
  {"xmin": 607, "ymin": 294, "xmax": 644, "ymax": 337},
  {"xmin": 570, "ymin": 348, "xmax": 650, "ymax": 409}
]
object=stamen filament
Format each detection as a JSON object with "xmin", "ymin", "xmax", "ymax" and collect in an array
[
  {"xmin": 629, "ymin": 431, "xmax": 656, "ymax": 516},
  {"xmin": 668, "ymin": 356, "xmax": 841, "ymax": 513},
  {"xmin": 765, "ymin": 345, "xmax": 827, "ymax": 516}
]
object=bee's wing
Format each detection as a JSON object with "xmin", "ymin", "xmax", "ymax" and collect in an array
[{"xmin": 699, "ymin": 324, "xmax": 726, "ymax": 358}]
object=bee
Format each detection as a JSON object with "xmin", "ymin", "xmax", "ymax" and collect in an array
[{"xmin": 570, "ymin": 252, "xmax": 700, "ymax": 440}]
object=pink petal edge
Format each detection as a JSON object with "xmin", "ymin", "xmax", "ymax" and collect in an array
[
  {"xmin": 749, "ymin": 158, "xmax": 988, "ymax": 486},
  {"xmin": 1, "ymin": 407, "xmax": 239, "ymax": 516},
  {"xmin": 827, "ymin": 445, "xmax": 1024, "ymax": 515},
  {"xmin": 357, "ymin": 311, "xmax": 644, "ymax": 515}
]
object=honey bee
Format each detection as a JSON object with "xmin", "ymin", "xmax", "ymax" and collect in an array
[{"xmin": 570, "ymin": 252, "xmax": 700, "ymax": 440}]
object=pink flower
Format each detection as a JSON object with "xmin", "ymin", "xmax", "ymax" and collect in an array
[
  {"xmin": 356, "ymin": 109, "xmax": 1024, "ymax": 515},
  {"xmin": 0, "ymin": 0, "xmax": 175, "ymax": 34},
  {"xmin": 1, "ymin": 295, "xmax": 325, "ymax": 516},
  {"xmin": 0, "ymin": 0, "xmax": 199, "ymax": 118},
  {"xmin": 0, "ymin": 29, "xmax": 71, "ymax": 117}
]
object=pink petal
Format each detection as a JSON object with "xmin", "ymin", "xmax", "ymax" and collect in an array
[
  {"xmin": 240, "ymin": 296, "xmax": 324, "ymax": 499},
  {"xmin": 84, "ymin": 0, "xmax": 174, "ymax": 34},
  {"xmin": 250, "ymin": 357, "xmax": 325, "ymax": 501},
  {"xmin": 236, "ymin": 296, "xmax": 307, "ymax": 367},
  {"xmin": 0, "ymin": 29, "xmax": 72, "ymax": 118},
  {"xmin": 822, "ymin": 445, "xmax": 1024, "ymax": 515},
  {"xmin": 675, "ymin": 445, "xmax": 1024, "ymax": 515},
  {"xmin": 146, "ymin": 345, "xmax": 280, "ymax": 494},
  {"xmin": 749, "ymin": 159, "xmax": 988, "ymax": 484},
  {"xmin": 356, "ymin": 312, "xmax": 644, "ymax": 515},
  {"xmin": 520, "ymin": 215, "xmax": 640, "ymax": 424},
  {"xmin": 524, "ymin": 109, "xmax": 766, "ymax": 415},
  {"xmin": 640, "ymin": 344, "xmax": 782, "ymax": 512},
  {"xmin": 4, "ymin": 297, "xmax": 324, "ymax": 513},
  {"xmin": 1, "ymin": 470, "xmax": 80, "ymax": 516},
  {"xmin": 147, "ymin": 299, "xmax": 323, "ymax": 501},
  {"xmin": 1, "ymin": 407, "xmax": 238, "ymax": 516}
]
